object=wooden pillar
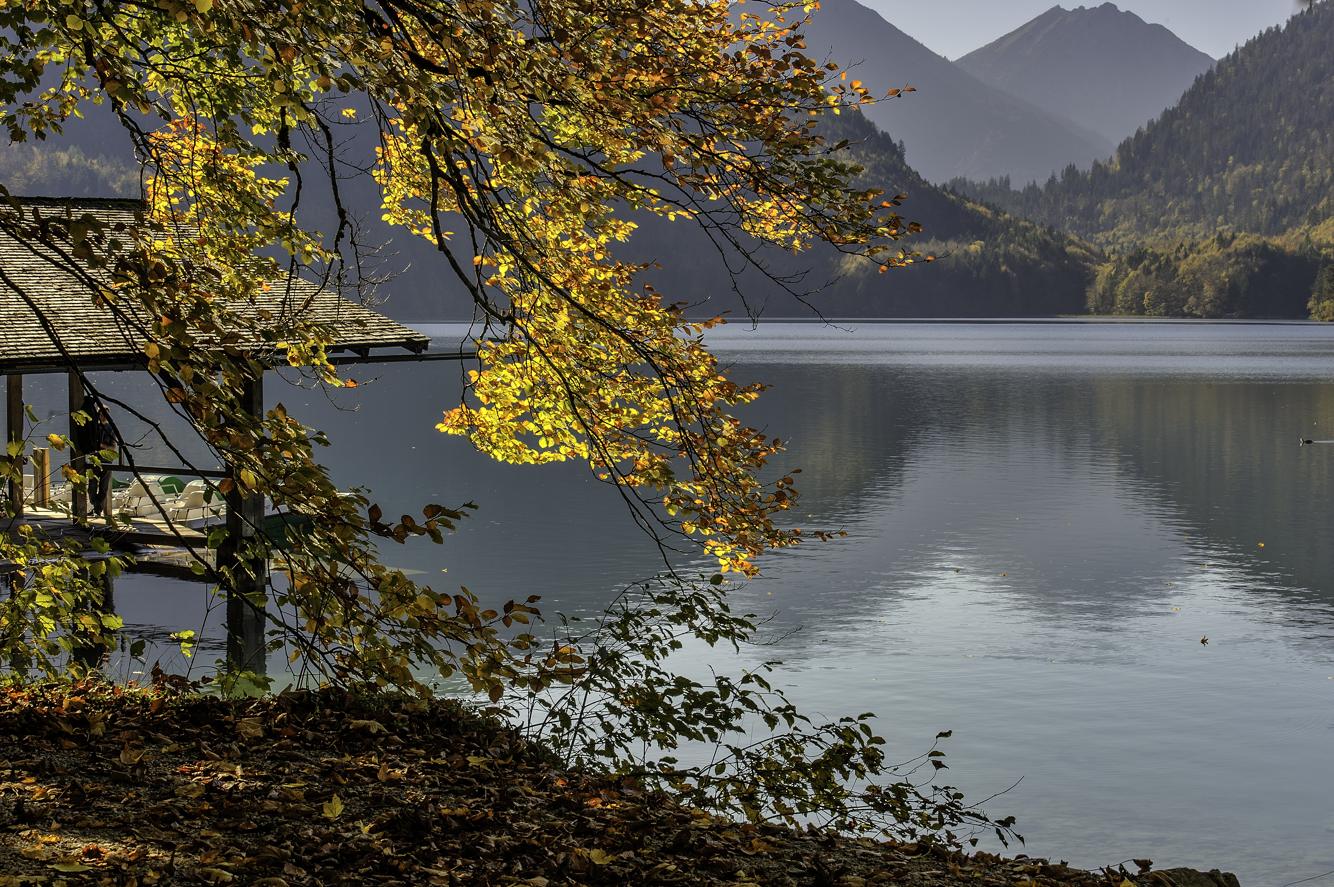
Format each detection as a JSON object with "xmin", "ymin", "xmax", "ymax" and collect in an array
[
  {"xmin": 71, "ymin": 563, "xmax": 115, "ymax": 670},
  {"xmin": 67, "ymin": 372, "xmax": 88, "ymax": 521},
  {"xmin": 32, "ymin": 448, "xmax": 50, "ymax": 508},
  {"xmin": 223, "ymin": 373, "xmax": 267, "ymax": 675},
  {"xmin": 6, "ymin": 373, "xmax": 22, "ymax": 517}
]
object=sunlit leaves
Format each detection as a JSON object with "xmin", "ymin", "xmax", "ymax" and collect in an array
[{"xmin": 0, "ymin": 0, "xmax": 915, "ymax": 690}]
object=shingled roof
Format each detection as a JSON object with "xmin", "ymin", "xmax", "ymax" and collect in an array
[{"xmin": 0, "ymin": 196, "xmax": 430, "ymax": 373}]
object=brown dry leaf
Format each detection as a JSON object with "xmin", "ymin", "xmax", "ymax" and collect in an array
[
  {"xmin": 236, "ymin": 717, "xmax": 265, "ymax": 740},
  {"xmin": 50, "ymin": 862, "xmax": 94, "ymax": 873}
]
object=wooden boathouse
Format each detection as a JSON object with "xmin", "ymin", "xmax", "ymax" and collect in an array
[{"xmin": 1, "ymin": 196, "xmax": 450, "ymax": 673}]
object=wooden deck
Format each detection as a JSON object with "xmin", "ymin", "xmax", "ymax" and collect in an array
[{"xmin": 3, "ymin": 508, "xmax": 217, "ymax": 581}]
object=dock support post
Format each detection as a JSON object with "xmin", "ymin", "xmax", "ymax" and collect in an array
[
  {"xmin": 32, "ymin": 448, "xmax": 49, "ymax": 508},
  {"xmin": 222, "ymin": 373, "xmax": 268, "ymax": 675},
  {"xmin": 67, "ymin": 372, "xmax": 88, "ymax": 521},
  {"xmin": 71, "ymin": 565, "xmax": 116, "ymax": 670},
  {"xmin": 6, "ymin": 373, "xmax": 22, "ymax": 517}
]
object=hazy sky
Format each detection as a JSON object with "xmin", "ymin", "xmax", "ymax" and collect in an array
[{"xmin": 861, "ymin": 1, "xmax": 1302, "ymax": 60}]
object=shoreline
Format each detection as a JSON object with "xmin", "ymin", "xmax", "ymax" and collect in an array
[{"xmin": 0, "ymin": 684, "xmax": 1240, "ymax": 886}]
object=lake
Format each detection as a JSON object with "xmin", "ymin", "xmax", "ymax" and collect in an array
[{"xmin": 51, "ymin": 321, "xmax": 1334, "ymax": 885}]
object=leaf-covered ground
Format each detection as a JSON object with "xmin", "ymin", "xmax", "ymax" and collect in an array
[{"xmin": 0, "ymin": 684, "xmax": 1231, "ymax": 886}]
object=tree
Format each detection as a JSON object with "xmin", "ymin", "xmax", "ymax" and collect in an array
[
  {"xmin": 0, "ymin": 0, "xmax": 1019, "ymax": 843},
  {"xmin": 0, "ymin": 0, "xmax": 916, "ymax": 679},
  {"xmin": 1311, "ymin": 263, "xmax": 1334, "ymax": 320}
]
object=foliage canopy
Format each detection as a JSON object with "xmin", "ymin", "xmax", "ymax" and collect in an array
[
  {"xmin": 0, "ymin": 0, "xmax": 1014, "ymax": 846},
  {"xmin": 0, "ymin": 0, "xmax": 916, "ymax": 680}
]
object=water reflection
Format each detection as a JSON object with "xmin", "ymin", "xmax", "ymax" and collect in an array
[{"xmin": 17, "ymin": 322, "xmax": 1334, "ymax": 884}]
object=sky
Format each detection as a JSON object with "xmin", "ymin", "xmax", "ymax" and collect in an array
[{"xmin": 861, "ymin": 0, "xmax": 1303, "ymax": 60}]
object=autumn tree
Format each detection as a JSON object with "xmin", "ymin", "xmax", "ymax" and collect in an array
[
  {"xmin": 0, "ymin": 0, "xmax": 918, "ymax": 677},
  {"xmin": 1311, "ymin": 263, "xmax": 1334, "ymax": 320},
  {"xmin": 0, "ymin": 0, "xmax": 1004, "ymax": 841}
]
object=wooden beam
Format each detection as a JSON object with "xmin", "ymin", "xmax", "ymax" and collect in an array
[
  {"xmin": 6, "ymin": 374, "xmax": 22, "ymax": 518},
  {"xmin": 0, "ymin": 342, "xmax": 449, "ymax": 376},
  {"xmin": 105, "ymin": 463, "xmax": 229, "ymax": 479},
  {"xmin": 327, "ymin": 348, "xmax": 474, "ymax": 366},
  {"xmin": 67, "ymin": 372, "xmax": 88, "ymax": 521},
  {"xmin": 222, "ymin": 373, "xmax": 267, "ymax": 675}
]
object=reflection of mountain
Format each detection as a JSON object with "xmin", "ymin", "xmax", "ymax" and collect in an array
[
  {"xmin": 716, "ymin": 349, "xmax": 1334, "ymax": 637},
  {"xmin": 1086, "ymin": 377, "xmax": 1334, "ymax": 603},
  {"xmin": 28, "ymin": 327, "xmax": 1334, "ymax": 647}
]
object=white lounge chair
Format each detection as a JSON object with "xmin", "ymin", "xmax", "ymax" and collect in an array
[
  {"xmin": 115, "ymin": 476, "xmax": 172, "ymax": 520},
  {"xmin": 167, "ymin": 486, "xmax": 224, "ymax": 523}
]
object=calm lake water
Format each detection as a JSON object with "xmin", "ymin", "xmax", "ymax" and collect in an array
[{"xmin": 42, "ymin": 321, "xmax": 1334, "ymax": 885}]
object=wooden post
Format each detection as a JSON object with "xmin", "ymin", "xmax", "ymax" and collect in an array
[
  {"xmin": 101, "ymin": 467, "xmax": 114, "ymax": 519},
  {"xmin": 222, "ymin": 373, "xmax": 267, "ymax": 675},
  {"xmin": 32, "ymin": 448, "xmax": 50, "ymax": 508},
  {"xmin": 67, "ymin": 372, "xmax": 88, "ymax": 521},
  {"xmin": 6, "ymin": 373, "xmax": 22, "ymax": 517},
  {"xmin": 71, "ymin": 563, "xmax": 116, "ymax": 670}
]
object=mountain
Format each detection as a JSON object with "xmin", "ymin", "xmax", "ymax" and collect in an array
[
  {"xmin": 0, "ymin": 108, "xmax": 1100, "ymax": 319},
  {"xmin": 952, "ymin": 3, "xmax": 1334, "ymax": 243},
  {"xmin": 956, "ymin": 4, "xmax": 1214, "ymax": 144},
  {"xmin": 634, "ymin": 110, "xmax": 1100, "ymax": 319},
  {"xmin": 951, "ymin": 3, "xmax": 1334, "ymax": 319},
  {"xmin": 2, "ymin": 54, "xmax": 1102, "ymax": 320},
  {"xmin": 801, "ymin": 0, "xmax": 1114, "ymax": 185}
]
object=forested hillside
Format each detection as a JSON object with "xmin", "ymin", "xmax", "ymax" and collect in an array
[
  {"xmin": 949, "ymin": 3, "xmax": 1333, "ymax": 318},
  {"xmin": 952, "ymin": 3, "xmax": 1333, "ymax": 243},
  {"xmin": 1085, "ymin": 231, "xmax": 1327, "ymax": 318},
  {"xmin": 637, "ymin": 110, "xmax": 1100, "ymax": 318},
  {"xmin": 0, "ymin": 144, "xmax": 138, "ymax": 198}
]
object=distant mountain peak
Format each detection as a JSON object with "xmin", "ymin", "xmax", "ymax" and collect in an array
[
  {"xmin": 954, "ymin": 1, "xmax": 1334, "ymax": 243},
  {"xmin": 802, "ymin": 0, "xmax": 1112, "ymax": 185},
  {"xmin": 957, "ymin": 4, "xmax": 1213, "ymax": 144}
]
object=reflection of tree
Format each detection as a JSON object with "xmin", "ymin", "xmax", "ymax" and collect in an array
[
  {"xmin": 43, "ymin": 353, "xmax": 1334, "ymax": 646},
  {"xmin": 720, "ymin": 360, "xmax": 1334, "ymax": 646},
  {"xmin": 1088, "ymin": 376, "xmax": 1334, "ymax": 603},
  {"xmin": 731, "ymin": 363, "xmax": 922, "ymax": 512}
]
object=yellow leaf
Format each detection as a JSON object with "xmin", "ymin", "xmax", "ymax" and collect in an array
[{"xmin": 322, "ymin": 794, "xmax": 345, "ymax": 819}]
